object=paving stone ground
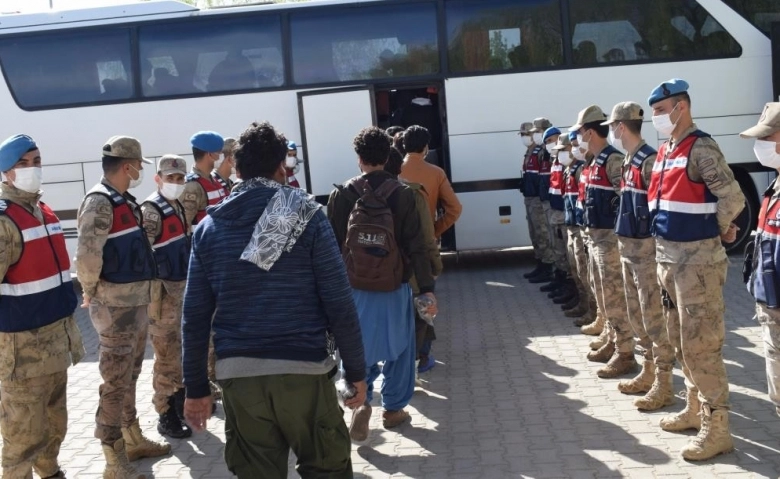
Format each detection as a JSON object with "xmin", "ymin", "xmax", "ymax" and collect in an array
[{"xmin": 6, "ymin": 250, "xmax": 780, "ymax": 478}]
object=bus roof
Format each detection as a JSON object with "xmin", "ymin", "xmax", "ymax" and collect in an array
[{"xmin": 0, "ymin": 0, "xmax": 389, "ymax": 33}]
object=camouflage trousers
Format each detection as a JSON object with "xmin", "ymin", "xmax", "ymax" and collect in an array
[
  {"xmin": 590, "ymin": 233, "xmax": 633, "ymax": 353},
  {"xmin": 658, "ymin": 260, "xmax": 729, "ymax": 408},
  {"xmin": 621, "ymin": 258, "xmax": 674, "ymax": 369},
  {"xmin": 544, "ymin": 205, "xmax": 570, "ymax": 273},
  {"xmin": 89, "ymin": 302, "xmax": 149, "ymax": 443},
  {"xmin": 524, "ymin": 196, "xmax": 554, "ymax": 264},
  {"xmin": 755, "ymin": 303, "xmax": 780, "ymax": 408},
  {"xmin": 567, "ymin": 227, "xmax": 596, "ymax": 314},
  {"xmin": 149, "ymin": 290, "xmax": 184, "ymax": 415},
  {"xmin": 1, "ymin": 370, "xmax": 67, "ymax": 479}
]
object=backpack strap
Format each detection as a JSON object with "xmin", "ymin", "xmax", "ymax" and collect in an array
[{"xmin": 373, "ymin": 178, "xmax": 402, "ymax": 200}]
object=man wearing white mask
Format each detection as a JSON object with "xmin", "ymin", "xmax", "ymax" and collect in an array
[
  {"xmin": 523, "ymin": 117, "xmax": 556, "ymax": 283},
  {"xmin": 647, "ymin": 79, "xmax": 744, "ymax": 460},
  {"xmin": 603, "ymin": 101, "xmax": 675, "ymax": 412},
  {"xmin": 743, "ymin": 102, "xmax": 780, "ymax": 421},
  {"xmin": 76, "ymin": 136, "xmax": 170, "ymax": 478},
  {"xmin": 0, "ymin": 134, "xmax": 85, "ymax": 479},
  {"xmin": 285, "ymin": 140, "xmax": 302, "ymax": 188},
  {"xmin": 183, "ymin": 131, "xmax": 226, "ymax": 230},
  {"xmin": 142, "ymin": 155, "xmax": 192, "ymax": 440}
]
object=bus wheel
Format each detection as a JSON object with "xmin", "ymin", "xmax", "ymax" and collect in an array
[{"xmin": 726, "ymin": 169, "xmax": 759, "ymax": 255}]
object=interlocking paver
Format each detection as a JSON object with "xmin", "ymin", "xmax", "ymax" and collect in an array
[{"xmin": 3, "ymin": 250, "xmax": 780, "ymax": 478}]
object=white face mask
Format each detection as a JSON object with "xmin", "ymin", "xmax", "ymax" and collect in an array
[
  {"xmin": 754, "ymin": 139, "xmax": 780, "ymax": 169},
  {"xmin": 532, "ymin": 132, "xmax": 543, "ymax": 145},
  {"xmin": 160, "ymin": 182, "xmax": 185, "ymax": 201},
  {"xmin": 521, "ymin": 136, "xmax": 533, "ymax": 147},
  {"xmin": 652, "ymin": 104, "xmax": 679, "ymax": 137},
  {"xmin": 12, "ymin": 166, "xmax": 42, "ymax": 193},
  {"xmin": 285, "ymin": 156, "xmax": 298, "ymax": 169},
  {"xmin": 608, "ymin": 126, "xmax": 625, "ymax": 152},
  {"xmin": 577, "ymin": 133, "xmax": 589, "ymax": 153},
  {"xmin": 558, "ymin": 151, "xmax": 573, "ymax": 166},
  {"xmin": 545, "ymin": 143, "xmax": 555, "ymax": 154},
  {"xmin": 572, "ymin": 147, "xmax": 585, "ymax": 161},
  {"xmin": 128, "ymin": 165, "xmax": 144, "ymax": 189}
]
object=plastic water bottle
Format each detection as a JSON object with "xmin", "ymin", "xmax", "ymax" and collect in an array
[
  {"xmin": 414, "ymin": 295, "xmax": 437, "ymax": 325},
  {"xmin": 335, "ymin": 378, "xmax": 357, "ymax": 408}
]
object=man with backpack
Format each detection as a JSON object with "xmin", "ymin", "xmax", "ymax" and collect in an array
[{"xmin": 328, "ymin": 126, "xmax": 437, "ymax": 441}]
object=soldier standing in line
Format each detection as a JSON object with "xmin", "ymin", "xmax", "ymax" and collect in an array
[
  {"xmin": 212, "ymin": 137, "xmax": 236, "ymax": 195},
  {"xmin": 182, "ymin": 131, "xmax": 226, "ymax": 229},
  {"xmin": 743, "ymin": 102, "xmax": 780, "ymax": 419},
  {"xmin": 76, "ymin": 136, "xmax": 170, "ymax": 479},
  {"xmin": 647, "ymin": 79, "xmax": 745, "ymax": 460},
  {"xmin": 522, "ymin": 119, "xmax": 556, "ymax": 282},
  {"xmin": 570, "ymin": 105, "xmax": 637, "ymax": 377},
  {"xmin": 0, "ymin": 134, "xmax": 85, "ymax": 479},
  {"xmin": 603, "ymin": 101, "xmax": 676, "ymax": 411},
  {"xmin": 141, "ymin": 155, "xmax": 192, "ymax": 439}
]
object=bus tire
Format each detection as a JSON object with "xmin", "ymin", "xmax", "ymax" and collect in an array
[{"xmin": 727, "ymin": 167, "xmax": 759, "ymax": 255}]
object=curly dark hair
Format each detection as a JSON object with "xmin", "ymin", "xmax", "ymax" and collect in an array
[
  {"xmin": 383, "ymin": 147, "xmax": 404, "ymax": 177},
  {"xmin": 353, "ymin": 126, "xmax": 391, "ymax": 167},
  {"xmin": 402, "ymin": 125, "xmax": 430, "ymax": 154},
  {"xmin": 234, "ymin": 121, "xmax": 288, "ymax": 179}
]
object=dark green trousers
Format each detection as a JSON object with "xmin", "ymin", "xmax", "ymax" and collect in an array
[{"xmin": 220, "ymin": 373, "xmax": 353, "ymax": 479}]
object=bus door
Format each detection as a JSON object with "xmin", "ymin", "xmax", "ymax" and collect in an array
[{"xmin": 298, "ymin": 86, "xmax": 376, "ymax": 203}]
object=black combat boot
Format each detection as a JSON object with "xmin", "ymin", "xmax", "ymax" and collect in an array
[
  {"xmin": 158, "ymin": 396, "xmax": 192, "ymax": 439},
  {"xmin": 524, "ymin": 260, "xmax": 546, "ymax": 279},
  {"xmin": 528, "ymin": 263, "xmax": 554, "ymax": 283},
  {"xmin": 539, "ymin": 269, "xmax": 565, "ymax": 290},
  {"xmin": 553, "ymin": 281, "xmax": 577, "ymax": 304}
]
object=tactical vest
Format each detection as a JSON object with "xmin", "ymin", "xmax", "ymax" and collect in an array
[
  {"xmin": 648, "ymin": 131, "xmax": 719, "ymax": 242},
  {"xmin": 522, "ymin": 145, "xmax": 542, "ymax": 197},
  {"xmin": 584, "ymin": 145, "xmax": 621, "ymax": 229},
  {"xmin": 186, "ymin": 172, "xmax": 226, "ymax": 225},
  {"xmin": 749, "ymin": 183, "xmax": 780, "ymax": 307},
  {"xmin": 0, "ymin": 200, "xmax": 77, "ymax": 332},
  {"xmin": 564, "ymin": 161, "xmax": 585, "ymax": 226},
  {"xmin": 145, "ymin": 193, "xmax": 190, "ymax": 282},
  {"xmin": 211, "ymin": 171, "xmax": 231, "ymax": 198},
  {"xmin": 538, "ymin": 150, "xmax": 552, "ymax": 202},
  {"xmin": 615, "ymin": 144, "xmax": 657, "ymax": 239},
  {"xmin": 548, "ymin": 160, "xmax": 565, "ymax": 211},
  {"xmin": 88, "ymin": 183, "xmax": 156, "ymax": 284}
]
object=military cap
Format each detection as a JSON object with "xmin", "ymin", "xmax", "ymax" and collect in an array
[
  {"xmin": 287, "ymin": 140, "xmax": 298, "ymax": 150},
  {"xmin": 648, "ymin": 79, "xmax": 689, "ymax": 106},
  {"xmin": 517, "ymin": 122, "xmax": 534, "ymax": 135},
  {"xmin": 553, "ymin": 133, "xmax": 572, "ymax": 151},
  {"xmin": 222, "ymin": 137, "xmax": 237, "ymax": 156},
  {"xmin": 740, "ymin": 103, "xmax": 780, "ymax": 139},
  {"xmin": 542, "ymin": 127, "xmax": 561, "ymax": 143},
  {"xmin": 0, "ymin": 134, "xmax": 37, "ymax": 172},
  {"xmin": 103, "ymin": 136, "xmax": 151, "ymax": 164},
  {"xmin": 602, "ymin": 101, "xmax": 644, "ymax": 126},
  {"xmin": 158, "ymin": 154, "xmax": 186, "ymax": 176},
  {"xmin": 569, "ymin": 105, "xmax": 608, "ymax": 131},
  {"xmin": 531, "ymin": 117, "xmax": 553, "ymax": 133},
  {"xmin": 190, "ymin": 131, "xmax": 224, "ymax": 153}
]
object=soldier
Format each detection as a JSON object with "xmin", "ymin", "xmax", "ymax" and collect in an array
[
  {"xmin": 0, "ymin": 134, "xmax": 85, "ymax": 479},
  {"xmin": 75, "ymin": 136, "xmax": 170, "ymax": 479},
  {"xmin": 647, "ymin": 79, "xmax": 745, "ymax": 460},
  {"xmin": 524, "ymin": 118, "xmax": 556, "ymax": 283},
  {"xmin": 182, "ymin": 131, "xmax": 226, "ymax": 229},
  {"xmin": 519, "ymin": 121, "xmax": 543, "ymax": 279},
  {"xmin": 285, "ymin": 140, "xmax": 302, "ymax": 188},
  {"xmin": 212, "ymin": 137, "xmax": 236, "ymax": 196},
  {"xmin": 141, "ymin": 155, "xmax": 192, "ymax": 439},
  {"xmin": 743, "ymin": 102, "xmax": 780, "ymax": 419},
  {"xmin": 603, "ymin": 101, "xmax": 675, "ymax": 411},
  {"xmin": 570, "ymin": 105, "xmax": 637, "ymax": 377}
]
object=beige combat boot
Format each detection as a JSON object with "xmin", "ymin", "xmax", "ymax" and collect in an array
[
  {"xmin": 660, "ymin": 387, "xmax": 701, "ymax": 432},
  {"xmin": 589, "ymin": 325, "xmax": 610, "ymax": 350},
  {"xmin": 581, "ymin": 313, "xmax": 604, "ymax": 336},
  {"xmin": 586, "ymin": 340, "xmax": 615, "ymax": 363},
  {"xmin": 680, "ymin": 405, "xmax": 733, "ymax": 460},
  {"xmin": 122, "ymin": 419, "xmax": 171, "ymax": 462},
  {"xmin": 634, "ymin": 368, "xmax": 676, "ymax": 411},
  {"xmin": 618, "ymin": 359, "xmax": 655, "ymax": 394},
  {"xmin": 102, "ymin": 439, "xmax": 145, "ymax": 479},
  {"xmin": 597, "ymin": 351, "xmax": 638, "ymax": 378}
]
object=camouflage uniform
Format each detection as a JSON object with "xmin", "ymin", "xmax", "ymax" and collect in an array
[
  {"xmin": 545, "ymin": 202, "xmax": 570, "ymax": 274},
  {"xmin": 0, "ymin": 184, "xmax": 85, "ymax": 479},
  {"xmin": 655, "ymin": 124, "xmax": 745, "ymax": 411},
  {"xmin": 567, "ymin": 226, "xmax": 596, "ymax": 318},
  {"xmin": 527, "ymin": 197, "xmax": 554, "ymax": 264},
  {"xmin": 756, "ymin": 303, "xmax": 780, "ymax": 412},
  {"xmin": 75, "ymin": 179, "xmax": 152, "ymax": 444}
]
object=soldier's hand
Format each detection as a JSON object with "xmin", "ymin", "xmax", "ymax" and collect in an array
[
  {"xmin": 184, "ymin": 396, "xmax": 213, "ymax": 433},
  {"xmin": 81, "ymin": 295, "xmax": 91, "ymax": 308},
  {"xmin": 345, "ymin": 380, "xmax": 368, "ymax": 410},
  {"xmin": 720, "ymin": 223, "xmax": 739, "ymax": 244}
]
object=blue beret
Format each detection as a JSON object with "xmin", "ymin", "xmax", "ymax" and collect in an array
[
  {"xmin": 648, "ymin": 79, "xmax": 689, "ymax": 106},
  {"xmin": 287, "ymin": 141, "xmax": 297, "ymax": 150},
  {"xmin": 568, "ymin": 130, "xmax": 577, "ymax": 142},
  {"xmin": 542, "ymin": 127, "xmax": 561, "ymax": 142},
  {"xmin": 0, "ymin": 134, "xmax": 37, "ymax": 172},
  {"xmin": 190, "ymin": 131, "xmax": 224, "ymax": 153}
]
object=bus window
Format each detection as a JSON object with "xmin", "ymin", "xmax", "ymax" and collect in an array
[
  {"xmin": 722, "ymin": 0, "xmax": 780, "ymax": 37},
  {"xmin": 445, "ymin": 0, "xmax": 563, "ymax": 73},
  {"xmin": 0, "ymin": 29, "xmax": 133, "ymax": 109},
  {"xmin": 290, "ymin": 3, "xmax": 439, "ymax": 85},
  {"xmin": 138, "ymin": 15, "xmax": 284, "ymax": 97},
  {"xmin": 569, "ymin": 0, "xmax": 741, "ymax": 66}
]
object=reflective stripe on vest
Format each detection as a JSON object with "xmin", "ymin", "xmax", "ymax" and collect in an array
[
  {"xmin": 564, "ymin": 161, "xmax": 585, "ymax": 226},
  {"xmin": 0, "ymin": 200, "xmax": 77, "ymax": 332},
  {"xmin": 647, "ymin": 131, "xmax": 720, "ymax": 242},
  {"xmin": 146, "ymin": 193, "xmax": 190, "ymax": 281},
  {"xmin": 584, "ymin": 146, "xmax": 620, "ymax": 229},
  {"xmin": 523, "ymin": 146, "xmax": 542, "ymax": 197},
  {"xmin": 187, "ymin": 172, "xmax": 226, "ymax": 224},
  {"xmin": 749, "ymin": 186, "xmax": 780, "ymax": 306},
  {"xmin": 548, "ymin": 161, "xmax": 565, "ymax": 211},
  {"xmin": 211, "ymin": 171, "xmax": 231, "ymax": 197},
  {"xmin": 615, "ymin": 144, "xmax": 657, "ymax": 239}
]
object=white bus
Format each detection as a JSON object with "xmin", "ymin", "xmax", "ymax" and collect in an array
[{"xmin": 0, "ymin": 0, "xmax": 777, "ymax": 265}]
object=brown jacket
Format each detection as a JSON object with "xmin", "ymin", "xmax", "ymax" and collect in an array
[{"xmin": 400, "ymin": 153, "xmax": 462, "ymax": 238}]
